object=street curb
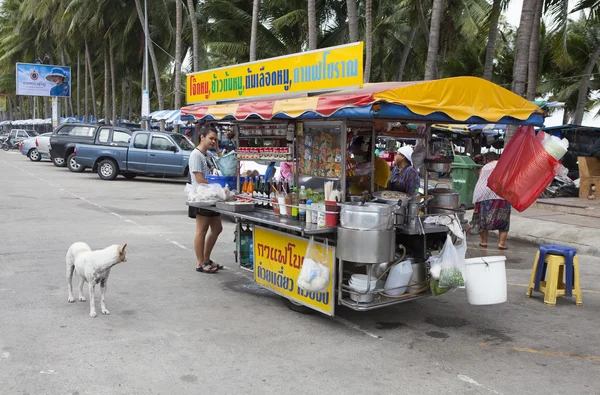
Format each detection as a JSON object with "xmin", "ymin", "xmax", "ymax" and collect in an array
[{"xmin": 508, "ymin": 216, "xmax": 600, "ymax": 257}]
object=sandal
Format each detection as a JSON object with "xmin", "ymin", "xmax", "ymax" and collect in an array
[
  {"xmin": 479, "ymin": 243, "xmax": 488, "ymax": 248},
  {"xmin": 196, "ymin": 262, "xmax": 218, "ymax": 273},
  {"xmin": 498, "ymin": 245, "xmax": 508, "ymax": 250},
  {"xmin": 208, "ymin": 259, "xmax": 223, "ymax": 270}
]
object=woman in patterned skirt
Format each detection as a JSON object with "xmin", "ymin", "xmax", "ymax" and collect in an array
[{"xmin": 470, "ymin": 153, "xmax": 510, "ymax": 250}]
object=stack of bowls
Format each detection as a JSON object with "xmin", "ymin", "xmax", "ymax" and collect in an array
[{"xmin": 348, "ymin": 274, "xmax": 378, "ymax": 303}]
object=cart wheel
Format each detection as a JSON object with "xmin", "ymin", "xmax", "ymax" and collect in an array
[{"xmin": 282, "ymin": 297, "xmax": 314, "ymax": 315}]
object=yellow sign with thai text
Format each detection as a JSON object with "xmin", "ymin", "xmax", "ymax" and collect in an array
[
  {"xmin": 253, "ymin": 226, "xmax": 335, "ymax": 316},
  {"xmin": 186, "ymin": 42, "xmax": 363, "ymax": 104}
]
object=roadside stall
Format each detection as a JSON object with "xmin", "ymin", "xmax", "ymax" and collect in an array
[{"xmin": 181, "ymin": 44, "xmax": 545, "ymax": 316}]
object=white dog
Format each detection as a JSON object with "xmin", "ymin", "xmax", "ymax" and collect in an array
[{"xmin": 66, "ymin": 242, "xmax": 128, "ymax": 318}]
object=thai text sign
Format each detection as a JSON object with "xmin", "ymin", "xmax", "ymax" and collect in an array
[
  {"xmin": 254, "ymin": 226, "xmax": 335, "ymax": 316},
  {"xmin": 16, "ymin": 63, "xmax": 71, "ymax": 97},
  {"xmin": 186, "ymin": 42, "xmax": 363, "ymax": 104}
]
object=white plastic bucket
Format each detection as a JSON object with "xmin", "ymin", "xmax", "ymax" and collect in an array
[
  {"xmin": 464, "ymin": 256, "xmax": 507, "ymax": 305},
  {"xmin": 384, "ymin": 260, "xmax": 413, "ymax": 296}
]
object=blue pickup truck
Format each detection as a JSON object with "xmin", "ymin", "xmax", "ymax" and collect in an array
[{"xmin": 74, "ymin": 131, "xmax": 194, "ymax": 180}]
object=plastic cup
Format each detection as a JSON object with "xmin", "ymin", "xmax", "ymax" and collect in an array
[{"xmin": 325, "ymin": 200, "xmax": 340, "ymax": 227}]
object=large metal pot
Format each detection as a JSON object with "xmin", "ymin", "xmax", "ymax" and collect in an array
[
  {"xmin": 340, "ymin": 202, "xmax": 395, "ymax": 231},
  {"xmin": 428, "ymin": 183, "xmax": 460, "ymax": 215},
  {"xmin": 426, "ymin": 161, "xmax": 452, "ymax": 173}
]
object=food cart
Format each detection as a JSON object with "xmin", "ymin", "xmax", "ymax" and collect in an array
[{"xmin": 181, "ymin": 46, "xmax": 545, "ymax": 316}]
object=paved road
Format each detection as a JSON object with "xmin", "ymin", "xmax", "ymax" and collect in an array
[{"xmin": 1, "ymin": 151, "xmax": 599, "ymax": 395}]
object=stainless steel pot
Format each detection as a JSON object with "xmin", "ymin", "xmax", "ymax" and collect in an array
[
  {"xmin": 336, "ymin": 227, "xmax": 396, "ymax": 264},
  {"xmin": 428, "ymin": 183, "xmax": 460, "ymax": 214},
  {"xmin": 426, "ymin": 161, "xmax": 452, "ymax": 173},
  {"xmin": 340, "ymin": 202, "xmax": 395, "ymax": 231}
]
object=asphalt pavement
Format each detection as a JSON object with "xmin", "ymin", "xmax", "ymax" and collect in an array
[{"xmin": 1, "ymin": 151, "xmax": 599, "ymax": 395}]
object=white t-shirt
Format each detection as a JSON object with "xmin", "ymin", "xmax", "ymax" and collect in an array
[{"xmin": 189, "ymin": 148, "xmax": 217, "ymax": 187}]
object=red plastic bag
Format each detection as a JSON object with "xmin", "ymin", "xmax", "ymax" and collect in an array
[{"xmin": 487, "ymin": 126, "xmax": 560, "ymax": 212}]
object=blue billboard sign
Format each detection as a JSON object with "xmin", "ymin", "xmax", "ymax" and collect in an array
[{"xmin": 16, "ymin": 63, "xmax": 71, "ymax": 97}]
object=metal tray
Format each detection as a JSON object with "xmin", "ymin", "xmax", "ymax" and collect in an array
[
  {"xmin": 215, "ymin": 201, "xmax": 255, "ymax": 212},
  {"xmin": 187, "ymin": 201, "xmax": 216, "ymax": 208}
]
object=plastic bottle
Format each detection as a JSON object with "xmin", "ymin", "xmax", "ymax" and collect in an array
[
  {"xmin": 290, "ymin": 187, "xmax": 299, "ymax": 220},
  {"xmin": 249, "ymin": 177, "xmax": 255, "ymax": 204},
  {"xmin": 271, "ymin": 186, "xmax": 280, "ymax": 215},
  {"xmin": 298, "ymin": 186, "xmax": 307, "ymax": 222},
  {"xmin": 284, "ymin": 188, "xmax": 292, "ymax": 218},
  {"xmin": 305, "ymin": 199, "xmax": 313, "ymax": 225},
  {"xmin": 242, "ymin": 177, "xmax": 249, "ymax": 200}
]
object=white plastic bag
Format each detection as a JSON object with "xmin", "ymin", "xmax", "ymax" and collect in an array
[
  {"xmin": 185, "ymin": 183, "xmax": 228, "ymax": 203},
  {"xmin": 438, "ymin": 235, "xmax": 466, "ymax": 288},
  {"xmin": 297, "ymin": 237, "xmax": 330, "ymax": 293}
]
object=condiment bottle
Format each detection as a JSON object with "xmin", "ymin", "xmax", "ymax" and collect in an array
[
  {"xmin": 298, "ymin": 186, "xmax": 307, "ymax": 222},
  {"xmin": 305, "ymin": 199, "xmax": 312, "ymax": 225},
  {"xmin": 284, "ymin": 189, "xmax": 292, "ymax": 218},
  {"xmin": 271, "ymin": 186, "xmax": 280, "ymax": 215},
  {"xmin": 290, "ymin": 187, "xmax": 299, "ymax": 220}
]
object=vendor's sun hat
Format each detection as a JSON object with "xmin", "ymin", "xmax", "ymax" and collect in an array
[
  {"xmin": 45, "ymin": 68, "xmax": 69, "ymax": 82},
  {"xmin": 396, "ymin": 145, "xmax": 413, "ymax": 164}
]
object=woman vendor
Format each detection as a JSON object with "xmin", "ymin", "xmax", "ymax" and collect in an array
[{"xmin": 387, "ymin": 146, "xmax": 420, "ymax": 195}]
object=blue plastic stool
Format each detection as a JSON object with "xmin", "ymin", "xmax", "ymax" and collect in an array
[{"xmin": 534, "ymin": 244, "xmax": 577, "ymax": 297}]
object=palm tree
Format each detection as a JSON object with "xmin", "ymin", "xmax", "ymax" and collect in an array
[
  {"xmin": 483, "ymin": 0, "xmax": 507, "ymax": 80},
  {"xmin": 346, "ymin": 0, "xmax": 359, "ymax": 43},
  {"xmin": 187, "ymin": 0, "xmax": 200, "ymax": 71},
  {"xmin": 308, "ymin": 0, "xmax": 317, "ymax": 50},
  {"xmin": 526, "ymin": 0, "xmax": 544, "ymax": 100},
  {"xmin": 249, "ymin": 0, "xmax": 260, "ymax": 61},
  {"xmin": 424, "ymin": 0, "xmax": 445, "ymax": 80},
  {"xmin": 364, "ymin": 0, "xmax": 373, "ymax": 83},
  {"xmin": 512, "ymin": 0, "xmax": 539, "ymax": 96},
  {"xmin": 174, "ymin": 0, "xmax": 182, "ymax": 121}
]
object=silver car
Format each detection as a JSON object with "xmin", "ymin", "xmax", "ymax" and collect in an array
[{"xmin": 20, "ymin": 132, "xmax": 52, "ymax": 162}]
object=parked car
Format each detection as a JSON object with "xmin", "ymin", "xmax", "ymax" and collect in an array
[
  {"xmin": 20, "ymin": 132, "xmax": 52, "ymax": 161},
  {"xmin": 74, "ymin": 131, "xmax": 194, "ymax": 180},
  {"xmin": 3, "ymin": 129, "xmax": 39, "ymax": 144},
  {"xmin": 66, "ymin": 126, "xmax": 133, "ymax": 172},
  {"xmin": 48, "ymin": 123, "xmax": 97, "ymax": 168}
]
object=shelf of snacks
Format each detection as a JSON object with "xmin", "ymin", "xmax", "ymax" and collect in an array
[
  {"xmin": 236, "ymin": 146, "xmax": 292, "ymax": 161},
  {"xmin": 298, "ymin": 125, "xmax": 352, "ymax": 179},
  {"xmin": 238, "ymin": 124, "xmax": 295, "ymax": 139}
]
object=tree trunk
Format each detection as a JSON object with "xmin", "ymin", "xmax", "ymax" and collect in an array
[
  {"xmin": 85, "ymin": 49, "xmax": 89, "ymax": 122},
  {"xmin": 187, "ymin": 0, "xmax": 200, "ymax": 71},
  {"xmin": 109, "ymin": 36, "xmax": 117, "ymax": 125},
  {"xmin": 424, "ymin": 0, "xmax": 445, "ymax": 80},
  {"xmin": 85, "ymin": 41, "xmax": 97, "ymax": 120},
  {"xmin": 128, "ymin": 78, "xmax": 133, "ymax": 121},
  {"xmin": 249, "ymin": 0, "xmax": 260, "ymax": 61},
  {"xmin": 574, "ymin": 45, "xmax": 600, "ymax": 125},
  {"xmin": 346, "ymin": 0, "xmax": 359, "ymax": 43},
  {"xmin": 483, "ymin": 0, "xmax": 502, "ymax": 81},
  {"xmin": 526, "ymin": 0, "xmax": 544, "ymax": 100},
  {"xmin": 364, "ymin": 0, "xmax": 373, "ymax": 83},
  {"xmin": 77, "ymin": 53, "xmax": 80, "ymax": 119},
  {"xmin": 505, "ymin": 0, "xmax": 538, "ymax": 147},
  {"xmin": 511, "ymin": 0, "xmax": 537, "ymax": 96},
  {"xmin": 397, "ymin": 29, "xmax": 417, "ymax": 81},
  {"xmin": 104, "ymin": 44, "xmax": 110, "ymax": 122},
  {"xmin": 308, "ymin": 0, "xmax": 317, "ymax": 50},
  {"xmin": 121, "ymin": 79, "xmax": 127, "ymax": 120},
  {"xmin": 134, "ymin": 0, "xmax": 164, "ymax": 110},
  {"xmin": 174, "ymin": 0, "xmax": 182, "ymax": 126},
  {"xmin": 416, "ymin": 0, "xmax": 430, "ymax": 45}
]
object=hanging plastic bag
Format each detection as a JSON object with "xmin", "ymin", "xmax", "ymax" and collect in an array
[
  {"xmin": 216, "ymin": 151, "xmax": 237, "ymax": 176},
  {"xmin": 438, "ymin": 235, "xmax": 466, "ymax": 288},
  {"xmin": 297, "ymin": 237, "xmax": 330, "ymax": 293},
  {"xmin": 487, "ymin": 126, "xmax": 561, "ymax": 212}
]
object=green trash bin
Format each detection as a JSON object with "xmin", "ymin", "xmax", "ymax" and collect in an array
[{"xmin": 451, "ymin": 156, "xmax": 482, "ymax": 209}]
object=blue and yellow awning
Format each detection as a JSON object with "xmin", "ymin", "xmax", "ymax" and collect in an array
[{"xmin": 181, "ymin": 77, "xmax": 545, "ymax": 126}]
